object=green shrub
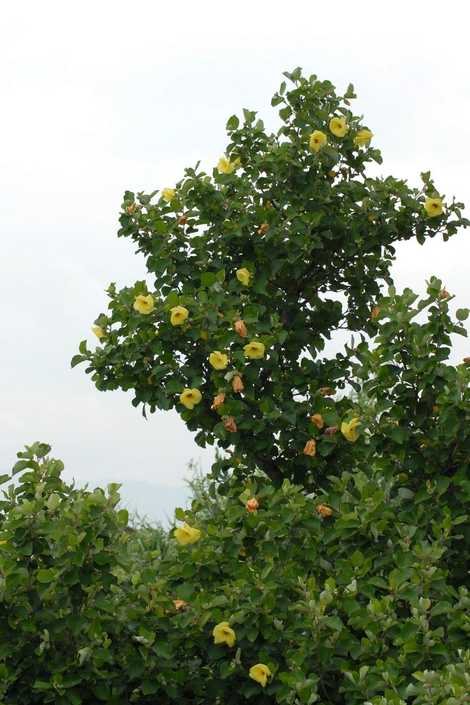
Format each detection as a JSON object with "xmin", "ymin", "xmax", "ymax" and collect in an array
[
  {"xmin": 0, "ymin": 443, "xmax": 165, "ymax": 704},
  {"xmin": 1, "ymin": 431, "xmax": 469, "ymax": 703}
]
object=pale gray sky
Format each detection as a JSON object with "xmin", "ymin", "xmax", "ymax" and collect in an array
[{"xmin": 1, "ymin": 0, "xmax": 469, "ymax": 521}]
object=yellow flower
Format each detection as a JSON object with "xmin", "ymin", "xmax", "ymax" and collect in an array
[
  {"xmin": 162, "ymin": 188, "xmax": 176, "ymax": 202},
  {"xmin": 329, "ymin": 116, "xmax": 348, "ymax": 137},
  {"xmin": 209, "ymin": 351, "xmax": 229, "ymax": 370},
  {"xmin": 354, "ymin": 128, "xmax": 373, "ymax": 147},
  {"xmin": 424, "ymin": 197, "xmax": 443, "ymax": 218},
  {"xmin": 212, "ymin": 621, "xmax": 236, "ymax": 647},
  {"xmin": 341, "ymin": 417, "xmax": 361, "ymax": 442},
  {"xmin": 179, "ymin": 388, "xmax": 202, "ymax": 410},
  {"xmin": 92, "ymin": 325, "xmax": 105, "ymax": 339},
  {"xmin": 217, "ymin": 156, "xmax": 240, "ymax": 174},
  {"xmin": 309, "ymin": 130, "xmax": 327, "ymax": 153},
  {"xmin": 133, "ymin": 294, "xmax": 155, "ymax": 315},
  {"xmin": 249, "ymin": 663, "xmax": 272, "ymax": 688},
  {"xmin": 236, "ymin": 268, "xmax": 252, "ymax": 286},
  {"xmin": 170, "ymin": 305, "xmax": 189, "ymax": 326},
  {"xmin": 174, "ymin": 522, "xmax": 201, "ymax": 545},
  {"xmin": 244, "ymin": 340, "xmax": 265, "ymax": 360}
]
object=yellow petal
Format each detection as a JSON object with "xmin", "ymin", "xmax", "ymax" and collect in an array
[
  {"xmin": 170, "ymin": 305, "xmax": 189, "ymax": 326},
  {"xmin": 249, "ymin": 663, "xmax": 272, "ymax": 688},
  {"xmin": 162, "ymin": 188, "xmax": 176, "ymax": 202},
  {"xmin": 236, "ymin": 268, "xmax": 251, "ymax": 286},
  {"xmin": 424, "ymin": 197, "xmax": 443, "ymax": 218}
]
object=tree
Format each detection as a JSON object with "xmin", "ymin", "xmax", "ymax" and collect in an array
[
  {"xmin": 72, "ymin": 68, "xmax": 469, "ymax": 490},
  {"xmin": 45, "ymin": 68, "xmax": 470, "ymax": 703}
]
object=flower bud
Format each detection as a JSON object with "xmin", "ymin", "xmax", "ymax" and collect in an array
[
  {"xmin": 234, "ymin": 319, "xmax": 248, "ymax": 337},
  {"xmin": 232, "ymin": 375, "xmax": 244, "ymax": 393},
  {"xmin": 310, "ymin": 413, "xmax": 324, "ymax": 429},
  {"xmin": 303, "ymin": 439, "xmax": 316, "ymax": 457},
  {"xmin": 173, "ymin": 599, "xmax": 188, "ymax": 610},
  {"xmin": 211, "ymin": 392, "xmax": 225, "ymax": 410},
  {"xmin": 224, "ymin": 416, "xmax": 238, "ymax": 433},
  {"xmin": 316, "ymin": 503, "xmax": 333, "ymax": 518},
  {"xmin": 371, "ymin": 306, "xmax": 380, "ymax": 320},
  {"xmin": 246, "ymin": 498, "xmax": 259, "ymax": 513}
]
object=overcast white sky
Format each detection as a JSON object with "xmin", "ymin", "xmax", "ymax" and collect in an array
[{"xmin": 1, "ymin": 0, "xmax": 469, "ymax": 522}]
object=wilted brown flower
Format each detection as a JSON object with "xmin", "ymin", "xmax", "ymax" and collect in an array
[
  {"xmin": 319, "ymin": 387, "xmax": 335, "ymax": 397},
  {"xmin": 258, "ymin": 223, "xmax": 270, "ymax": 235},
  {"xmin": 232, "ymin": 375, "xmax": 244, "ymax": 393},
  {"xmin": 211, "ymin": 392, "xmax": 225, "ymax": 410},
  {"xmin": 303, "ymin": 439, "xmax": 316, "ymax": 457},
  {"xmin": 173, "ymin": 599, "xmax": 188, "ymax": 610},
  {"xmin": 310, "ymin": 413, "xmax": 324, "ymax": 429},
  {"xmin": 234, "ymin": 319, "xmax": 248, "ymax": 338},
  {"xmin": 224, "ymin": 416, "xmax": 238, "ymax": 433},
  {"xmin": 316, "ymin": 504, "xmax": 333, "ymax": 518},
  {"xmin": 246, "ymin": 498, "xmax": 259, "ymax": 513}
]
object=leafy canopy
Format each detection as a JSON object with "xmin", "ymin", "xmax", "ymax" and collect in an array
[{"xmin": 73, "ymin": 69, "xmax": 468, "ymax": 488}]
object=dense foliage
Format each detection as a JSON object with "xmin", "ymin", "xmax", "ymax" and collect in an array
[{"xmin": 1, "ymin": 411, "xmax": 469, "ymax": 703}]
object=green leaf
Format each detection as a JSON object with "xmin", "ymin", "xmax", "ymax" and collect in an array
[
  {"xmin": 71, "ymin": 354, "xmax": 86, "ymax": 368},
  {"xmin": 226, "ymin": 115, "xmax": 239, "ymax": 131},
  {"xmin": 200, "ymin": 272, "xmax": 217, "ymax": 288},
  {"xmin": 36, "ymin": 569, "xmax": 56, "ymax": 583},
  {"xmin": 117, "ymin": 509, "xmax": 129, "ymax": 526},
  {"xmin": 12, "ymin": 459, "xmax": 39, "ymax": 475}
]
